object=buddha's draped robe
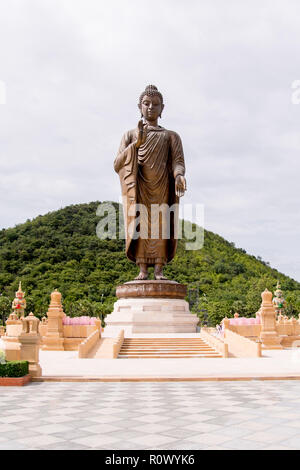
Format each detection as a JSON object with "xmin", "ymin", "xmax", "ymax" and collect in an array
[{"xmin": 114, "ymin": 125, "xmax": 185, "ymax": 266}]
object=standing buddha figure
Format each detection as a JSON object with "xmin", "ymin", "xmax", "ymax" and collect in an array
[{"xmin": 114, "ymin": 85, "xmax": 187, "ymax": 281}]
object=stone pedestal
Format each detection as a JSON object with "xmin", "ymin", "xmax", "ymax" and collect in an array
[
  {"xmin": 42, "ymin": 290, "xmax": 64, "ymax": 351},
  {"xmin": 19, "ymin": 334, "xmax": 42, "ymax": 377},
  {"xmin": 104, "ymin": 281, "xmax": 198, "ymax": 336},
  {"xmin": 18, "ymin": 313, "xmax": 42, "ymax": 378},
  {"xmin": 2, "ymin": 314, "xmax": 22, "ymax": 361}
]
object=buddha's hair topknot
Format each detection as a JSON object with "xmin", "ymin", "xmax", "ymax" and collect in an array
[{"xmin": 139, "ymin": 85, "xmax": 164, "ymax": 105}]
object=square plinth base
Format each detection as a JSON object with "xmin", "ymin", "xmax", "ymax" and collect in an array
[{"xmin": 104, "ymin": 297, "xmax": 198, "ymax": 336}]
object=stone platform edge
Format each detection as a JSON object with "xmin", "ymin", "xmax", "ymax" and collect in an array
[{"xmin": 32, "ymin": 375, "xmax": 300, "ymax": 383}]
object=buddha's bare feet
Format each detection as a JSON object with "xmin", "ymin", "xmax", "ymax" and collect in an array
[
  {"xmin": 154, "ymin": 264, "xmax": 168, "ymax": 281},
  {"xmin": 155, "ymin": 274, "xmax": 168, "ymax": 280},
  {"xmin": 135, "ymin": 264, "xmax": 148, "ymax": 280},
  {"xmin": 135, "ymin": 271, "xmax": 148, "ymax": 280}
]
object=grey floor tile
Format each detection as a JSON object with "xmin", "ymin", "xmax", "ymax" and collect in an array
[
  {"xmin": 41, "ymin": 442, "xmax": 91, "ymax": 450},
  {"xmin": 160, "ymin": 428, "xmax": 200, "ymax": 439},
  {"xmin": 1, "ymin": 381, "xmax": 300, "ymax": 451},
  {"xmin": 225, "ymin": 439, "xmax": 267, "ymax": 450},
  {"xmin": 157, "ymin": 441, "xmax": 206, "ymax": 450},
  {"xmin": 280, "ymin": 435, "xmax": 300, "ymax": 449},
  {"xmin": 109, "ymin": 430, "xmax": 144, "ymax": 440},
  {"xmin": 111, "ymin": 418, "xmax": 153, "ymax": 429},
  {"xmin": 216, "ymin": 426, "xmax": 253, "ymax": 439},
  {"xmin": 0, "ymin": 442, "xmax": 35, "ymax": 450},
  {"xmin": 63, "ymin": 419, "xmax": 101, "ymax": 429},
  {"xmin": 53, "ymin": 429, "xmax": 95, "ymax": 441},
  {"xmin": 205, "ymin": 416, "xmax": 247, "ymax": 426},
  {"xmin": 198, "ymin": 409, "xmax": 235, "ymax": 417},
  {"xmin": 0, "ymin": 429, "xmax": 41, "ymax": 440},
  {"xmin": 103, "ymin": 441, "xmax": 147, "ymax": 450},
  {"xmin": 12, "ymin": 419, "xmax": 50, "ymax": 429},
  {"xmin": 161, "ymin": 418, "xmax": 200, "ymax": 428}
]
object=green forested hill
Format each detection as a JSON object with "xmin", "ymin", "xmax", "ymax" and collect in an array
[{"xmin": 0, "ymin": 201, "xmax": 299, "ymax": 325}]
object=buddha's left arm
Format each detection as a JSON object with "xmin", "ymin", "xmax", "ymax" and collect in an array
[{"xmin": 169, "ymin": 131, "xmax": 186, "ymax": 179}]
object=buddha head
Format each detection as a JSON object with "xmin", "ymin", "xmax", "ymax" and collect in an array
[{"xmin": 138, "ymin": 85, "xmax": 164, "ymax": 123}]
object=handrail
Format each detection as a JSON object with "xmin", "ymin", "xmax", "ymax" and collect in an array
[
  {"xmin": 200, "ymin": 328, "xmax": 228, "ymax": 358},
  {"xmin": 78, "ymin": 329, "xmax": 100, "ymax": 358},
  {"xmin": 112, "ymin": 330, "xmax": 124, "ymax": 358}
]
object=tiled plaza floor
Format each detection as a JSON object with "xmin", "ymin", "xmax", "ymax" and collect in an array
[{"xmin": 1, "ymin": 381, "xmax": 300, "ymax": 450}]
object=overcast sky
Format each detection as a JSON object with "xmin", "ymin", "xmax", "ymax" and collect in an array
[{"xmin": 0, "ymin": 0, "xmax": 299, "ymax": 281}]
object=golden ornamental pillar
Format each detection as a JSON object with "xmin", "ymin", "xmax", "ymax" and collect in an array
[
  {"xmin": 260, "ymin": 289, "xmax": 282, "ymax": 349},
  {"xmin": 42, "ymin": 290, "xmax": 65, "ymax": 351}
]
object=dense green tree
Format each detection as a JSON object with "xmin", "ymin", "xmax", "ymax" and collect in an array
[
  {"xmin": 230, "ymin": 300, "xmax": 246, "ymax": 316},
  {"xmin": 0, "ymin": 201, "xmax": 298, "ymax": 326},
  {"xmin": 0, "ymin": 295, "xmax": 10, "ymax": 326}
]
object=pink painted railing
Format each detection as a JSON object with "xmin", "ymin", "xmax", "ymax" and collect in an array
[
  {"xmin": 227, "ymin": 317, "xmax": 260, "ymax": 326},
  {"xmin": 62, "ymin": 316, "xmax": 97, "ymax": 326}
]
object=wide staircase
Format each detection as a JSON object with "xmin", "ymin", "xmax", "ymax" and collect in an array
[{"xmin": 118, "ymin": 337, "xmax": 222, "ymax": 358}]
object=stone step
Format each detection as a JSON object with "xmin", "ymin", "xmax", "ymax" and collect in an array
[
  {"xmin": 120, "ymin": 348, "xmax": 219, "ymax": 353},
  {"xmin": 119, "ymin": 344, "xmax": 213, "ymax": 349},
  {"xmin": 122, "ymin": 342, "xmax": 211, "ymax": 345},
  {"xmin": 119, "ymin": 337, "xmax": 222, "ymax": 359},
  {"xmin": 122, "ymin": 341, "xmax": 208, "ymax": 343},
  {"xmin": 122, "ymin": 342, "xmax": 209, "ymax": 345},
  {"xmin": 121, "ymin": 349, "xmax": 214, "ymax": 352},
  {"xmin": 120, "ymin": 351, "xmax": 217, "ymax": 355},
  {"xmin": 122, "ymin": 346, "xmax": 210, "ymax": 348},
  {"xmin": 119, "ymin": 354, "xmax": 222, "ymax": 358},
  {"xmin": 123, "ymin": 339, "xmax": 206, "ymax": 341},
  {"xmin": 122, "ymin": 344, "xmax": 215, "ymax": 346},
  {"xmin": 119, "ymin": 354, "xmax": 221, "ymax": 357}
]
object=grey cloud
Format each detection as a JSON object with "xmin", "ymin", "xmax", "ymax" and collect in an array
[{"xmin": 0, "ymin": 0, "xmax": 299, "ymax": 280}]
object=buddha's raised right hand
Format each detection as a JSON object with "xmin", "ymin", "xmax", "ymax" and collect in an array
[{"xmin": 136, "ymin": 120, "xmax": 147, "ymax": 148}]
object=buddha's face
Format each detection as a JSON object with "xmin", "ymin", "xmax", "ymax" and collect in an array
[{"xmin": 139, "ymin": 95, "xmax": 164, "ymax": 122}]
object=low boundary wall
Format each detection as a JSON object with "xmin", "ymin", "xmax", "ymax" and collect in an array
[
  {"xmin": 226, "ymin": 324, "xmax": 261, "ymax": 338},
  {"xmin": 224, "ymin": 328, "xmax": 262, "ymax": 358},
  {"xmin": 78, "ymin": 329, "xmax": 101, "ymax": 358}
]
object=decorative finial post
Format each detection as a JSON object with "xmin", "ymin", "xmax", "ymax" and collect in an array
[
  {"xmin": 260, "ymin": 288, "xmax": 282, "ymax": 349},
  {"xmin": 42, "ymin": 290, "xmax": 65, "ymax": 351}
]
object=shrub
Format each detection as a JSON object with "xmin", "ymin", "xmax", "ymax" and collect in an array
[
  {"xmin": 0, "ymin": 361, "xmax": 29, "ymax": 377},
  {"xmin": 0, "ymin": 350, "xmax": 5, "ymax": 364}
]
